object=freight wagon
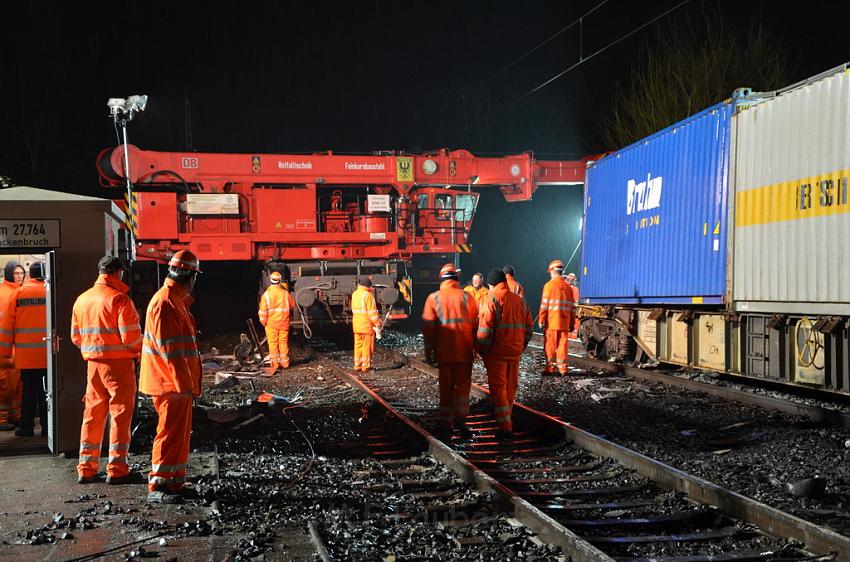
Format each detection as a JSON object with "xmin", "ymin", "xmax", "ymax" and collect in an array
[{"xmin": 580, "ymin": 63, "xmax": 850, "ymax": 393}]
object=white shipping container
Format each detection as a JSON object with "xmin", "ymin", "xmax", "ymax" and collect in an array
[{"xmin": 732, "ymin": 65, "xmax": 850, "ymax": 315}]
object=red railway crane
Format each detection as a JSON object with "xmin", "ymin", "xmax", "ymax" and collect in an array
[{"xmin": 97, "ymin": 145, "xmax": 590, "ymax": 330}]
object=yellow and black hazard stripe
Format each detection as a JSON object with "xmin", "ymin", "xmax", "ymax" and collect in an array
[
  {"xmin": 454, "ymin": 244, "xmax": 471, "ymax": 253},
  {"xmin": 123, "ymin": 192, "xmax": 139, "ymax": 238}
]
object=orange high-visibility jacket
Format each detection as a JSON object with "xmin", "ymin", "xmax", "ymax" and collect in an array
[
  {"xmin": 71, "ymin": 274, "xmax": 142, "ymax": 360},
  {"xmin": 505, "ymin": 274, "xmax": 525, "ymax": 298},
  {"xmin": 476, "ymin": 282, "xmax": 533, "ymax": 359},
  {"xmin": 538, "ymin": 277, "xmax": 576, "ymax": 331},
  {"xmin": 7, "ymin": 280, "xmax": 47, "ymax": 369},
  {"xmin": 422, "ymin": 279, "xmax": 479, "ymax": 363},
  {"xmin": 258, "ymin": 285, "xmax": 296, "ymax": 330},
  {"xmin": 140, "ymin": 278, "xmax": 201, "ymax": 397},
  {"xmin": 463, "ymin": 285, "xmax": 489, "ymax": 305},
  {"xmin": 0, "ymin": 280, "xmax": 19, "ymax": 363},
  {"xmin": 351, "ymin": 286, "xmax": 381, "ymax": 334}
]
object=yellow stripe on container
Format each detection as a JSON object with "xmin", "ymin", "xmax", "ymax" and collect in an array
[{"xmin": 736, "ymin": 169, "xmax": 850, "ymax": 227}]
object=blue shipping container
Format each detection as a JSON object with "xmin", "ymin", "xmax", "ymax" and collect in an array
[{"xmin": 581, "ymin": 102, "xmax": 732, "ymax": 305}]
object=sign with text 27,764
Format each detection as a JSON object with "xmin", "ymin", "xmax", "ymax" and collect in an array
[{"xmin": 0, "ymin": 220, "xmax": 61, "ymax": 249}]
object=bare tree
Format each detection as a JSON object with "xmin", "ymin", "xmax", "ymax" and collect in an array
[{"xmin": 600, "ymin": 7, "xmax": 793, "ymax": 150}]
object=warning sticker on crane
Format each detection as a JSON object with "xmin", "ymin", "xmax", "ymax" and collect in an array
[
  {"xmin": 252, "ymin": 156, "xmax": 261, "ymax": 174},
  {"xmin": 396, "ymin": 157, "xmax": 413, "ymax": 182}
]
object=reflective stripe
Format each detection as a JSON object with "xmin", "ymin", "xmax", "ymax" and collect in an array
[
  {"xmin": 495, "ymin": 323, "xmax": 529, "ymax": 330},
  {"xmin": 143, "ymin": 333, "xmax": 196, "ymax": 346},
  {"xmin": 73, "ymin": 327, "xmax": 119, "ymax": 335},
  {"xmin": 149, "ymin": 475, "xmax": 169, "ymax": 485},
  {"xmin": 80, "ymin": 442, "xmax": 100, "ymax": 450},
  {"xmin": 14, "ymin": 341, "xmax": 47, "ymax": 348},
  {"xmin": 494, "ymin": 406, "xmax": 511, "ymax": 412},
  {"xmin": 81, "ymin": 343, "xmax": 134, "ymax": 353},
  {"xmin": 0, "ymin": 328, "xmax": 13, "ymax": 335},
  {"xmin": 118, "ymin": 324, "xmax": 140, "ymax": 334},
  {"xmin": 108, "ymin": 457, "xmax": 128, "ymax": 465},
  {"xmin": 0, "ymin": 341, "xmax": 11, "ymax": 349},
  {"xmin": 15, "ymin": 327, "xmax": 45, "ymax": 334},
  {"xmin": 16, "ymin": 298, "xmax": 45, "ymax": 307},
  {"xmin": 151, "ymin": 463, "xmax": 187, "ymax": 473},
  {"xmin": 79, "ymin": 455, "xmax": 99, "ymax": 463},
  {"xmin": 476, "ymin": 327, "xmax": 492, "ymax": 335},
  {"xmin": 143, "ymin": 346, "xmax": 198, "ymax": 359},
  {"xmin": 110, "ymin": 443, "xmax": 129, "ymax": 451}
]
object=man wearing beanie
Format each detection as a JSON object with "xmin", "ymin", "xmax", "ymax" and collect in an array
[
  {"xmin": 421, "ymin": 263, "xmax": 478, "ymax": 439},
  {"xmin": 476, "ymin": 268, "xmax": 533, "ymax": 440},
  {"xmin": 72, "ymin": 256, "xmax": 142, "ymax": 484},
  {"xmin": 0, "ymin": 261, "xmax": 24, "ymax": 430},
  {"xmin": 351, "ymin": 277, "xmax": 381, "ymax": 372},
  {"xmin": 502, "ymin": 265, "xmax": 525, "ymax": 298},
  {"xmin": 1, "ymin": 262, "xmax": 48, "ymax": 436}
]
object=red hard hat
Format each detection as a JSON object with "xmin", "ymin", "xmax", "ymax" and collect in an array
[
  {"xmin": 269, "ymin": 271, "xmax": 282, "ymax": 283},
  {"xmin": 168, "ymin": 250, "xmax": 202, "ymax": 273},
  {"xmin": 548, "ymin": 259, "xmax": 564, "ymax": 272},
  {"xmin": 439, "ymin": 263, "xmax": 459, "ymax": 278}
]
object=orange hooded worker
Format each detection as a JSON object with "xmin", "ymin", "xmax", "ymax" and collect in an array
[
  {"xmin": 422, "ymin": 263, "xmax": 478, "ymax": 438},
  {"xmin": 477, "ymin": 268, "xmax": 533, "ymax": 440},
  {"xmin": 140, "ymin": 250, "xmax": 202, "ymax": 504},
  {"xmin": 463, "ymin": 272, "xmax": 489, "ymax": 305},
  {"xmin": 0, "ymin": 260, "xmax": 25, "ymax": 430},
  {"xmin": 538, "ymin": 260, "xmax": 576, "ymax": 375},
  {"xmin": 258, "ymin": 270, "xmax": 296, "ymax": 374},
  {"xmin": 1, "ymin": 262, "xmax": 48, "ymax": 437},
  {"xmin": 502, "ymin": 265, "xmax": 525, "ymax": 298},
  {"xmin": 351, "ymin": 277, "xmax": 381, "ymax": 371},
  {"xmin": 72, "ymin": 256, "xmax": 142, "ymax": 484}
]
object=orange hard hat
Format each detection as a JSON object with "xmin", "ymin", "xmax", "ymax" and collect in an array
[
  {"xmin": 168, "ymin": 250, "xmax": 201, "ymax": 273},
  {"xmin": 439, "ymin": 263, "xmax": 459, "ymax": 278},
  {"xmin": 269, "ymin": 271, "xmax": 282, "ymax": 284},
  {"xmin": 548, "ymin": 259, "xmax": 564, "ymax": 272}
]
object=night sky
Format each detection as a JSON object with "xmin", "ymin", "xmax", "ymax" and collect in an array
[{"xmin": 1, "ymin": 1, "xmax": 848, "ymax": 330}]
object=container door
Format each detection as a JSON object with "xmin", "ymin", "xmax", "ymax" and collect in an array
[{"xmin": 44, "ymin": 250, "xmax": 59, "ymax": 453}]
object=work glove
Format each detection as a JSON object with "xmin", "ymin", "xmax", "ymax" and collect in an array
[{"xmin": 373, "ymin": 326, "xmax": 382, "ymax": 340}]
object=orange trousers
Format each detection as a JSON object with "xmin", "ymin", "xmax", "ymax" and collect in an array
[
  {"xmin": 77, "ymin": 359, "xmax": 136, "ymax": 478},
  {"xmin": 148, "ymin": 392, "xmax": 193, "ymax": 493},
  {"xmin": 353, "ymin": 332, "xmax": 375, "ymax": 371},
  {"xmin": 0, "ymin": 362, "xmax": 22, "ymax": 424},
  {"xmin": 266, "ymin": 326, "xmax": 290, "ymax": 369},
  {"xmin": 437, "ymin": 362, "xmax": 472, "ymax": 429},
  {"xmin": 484, "ymin": 357, "xmax": 520, "ymax": 431},
  {"xmin": 544, "ymin": 329, "xmax": 569, "ymax": 374}
]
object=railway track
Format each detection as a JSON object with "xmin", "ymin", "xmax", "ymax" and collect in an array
[
  {"xmin": 532, "ymin": 334, "xmax": 850, "ymax": 430},
  {"xmin": 316, "ymin": 343, "xmax": 849, "ymax": 561}
]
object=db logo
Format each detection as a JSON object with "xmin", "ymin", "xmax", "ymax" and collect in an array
[{"xmin": 181, "ymin": 157, "xmax": 199, "ymax": 169}]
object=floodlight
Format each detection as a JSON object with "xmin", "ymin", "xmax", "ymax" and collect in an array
[{"xmin": 126, "ymin": 95, "xmax": 148, "ymax": 113}]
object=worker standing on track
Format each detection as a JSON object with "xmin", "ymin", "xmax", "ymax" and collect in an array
[
  {"xmin": 463, "ymin": 272, "xmax": 489, "ymax": 305},
  {"xmin": 258, "ymin": 270, "xmax": 296, "ymax": 375},
  {"xmin": 140, "ymin": 250, "xmax": 202, "ymax": 504},
  {"xmin": 502, "ymin": 265, "xmax": 525, "ymax": 298},
  {"xmin": 564, "ymin": 272, "xmax": 580, "ymax": 337},
  {"xmin": 476, "ymin": 268, "xmax": 533, "ymax": 440},
  {"xmin": 422, "ymin": 263, "xmax": 479, "ymax": 439},
  {"xmin": 0, "ymin": 261, "xmax": 24, "ymax": 431},
  {"xmin": 72, "ymin": 257, "xmax": 142, "ymax": 484},
  {"xmin": 538, "ymin": 260, "xmax": 575, "ymax": 375},
  {"xmin": 1, "ymin": 262, "xmax": 48, "ymax": 437},
  {"xmin": 351, "ymin": 278, "xmax": 381, "ymax": 372}
]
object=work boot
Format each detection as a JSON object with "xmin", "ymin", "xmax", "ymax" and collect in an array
[
  {"xmin": 0, "ymin": 422, "xmax": 15, "ymax": 431},
  {"xmin": 106, "ymin": 472, "xmax": 141, "ymax": 485},
  {"xmin": 495, "ymin": 429, "xmax": 513, "ymax": 442},
  {"xmin": 14, "ymin": 427, "xmax": 34, "ymax": 437},
  {"xmin": 147, "ymin": 489, "xmax": 184, "ymax": 504},
  {"xmin": 78, "ymin": 474, "xmax": 98, "ymax": 484}
]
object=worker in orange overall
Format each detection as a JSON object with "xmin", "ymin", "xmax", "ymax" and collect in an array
[
  {"xmin": 564, "ymin": 272, "xmax": 581, "ymax": 337},
  {"xmin": 1, "ymin": 262, "xmax": 48, "ymax": 437},
  {"xmin": 502, "ymin": 265, "xmax": 525, "ymax": 298},
  {"xmin": 72, "ymin": 257, "xmax": 143, "ymax": 484},
  {"xmin": 0, "ymin": 261, "xmax": 24, "ymax": 431},
  {"xmin": 463, "ymin": 272, "xmax": 489, "ymax": 305},
  {"xmin": 351, "ymin": 278, "xmax": 381, "ymax": 372},
  {"xmin": 140, "ymin": 250, "xmax": 202, "ymax": 504},
  {"xmin": 258, "ymin": 270, "xmax": 296, "ymax": 374},
  {"xmin": 538, "ymin": 260, "xmax": 576, "ymax": 375},
  {"xmin": 422, "ymin": 263, "xmax": 479, "ymax": 439},
  {"xmin": 477, "ymin": 269, "xmax": 533, "ymax": 440}
]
